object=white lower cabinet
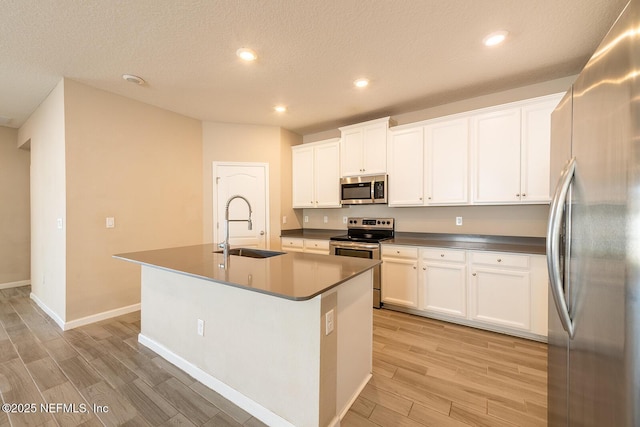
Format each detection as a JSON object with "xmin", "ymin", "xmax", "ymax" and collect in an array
[
  {"xmin": 280, "ymin": 237, "xmax": 330, "ymax": 255},
  {"xmin": 381, "ymin": 246, "xmax": 419, "ymax": 308},
  {"xmin": 420, "ymin": 248, "xmax": 466, "ymax": 318},
  {"xmin": 381, "ymin": 244, "xmax": 548, "ymax": 340},
  {"xmin": 280, "ymin": 237, "xmax": 304, "ymax": 252},
  {"xmin": 303, "ymin": 239, "xmax": 330, "ymax": 255},
  {"xmin": 469, "ymin": 263, "xmax": 531, "ymax": 331}
]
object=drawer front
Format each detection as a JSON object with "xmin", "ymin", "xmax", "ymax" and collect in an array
[
  {"xmin": 281, "ymin": 238, "xmax": 304, "ymax": 249},
  {"xmin": 382, "ymin": 245, "xmax": 418, "ymax": 259},
  {"xmin": 304, "ymin": 239, "xmax": 330, "ymax": 250},
  {"xmin": 421, "ymin": 248, "xmax": 466, "ymax": 263},
  {"xmin": 470, "ymin": 251, "xmax": 529, "ymax": 269}
]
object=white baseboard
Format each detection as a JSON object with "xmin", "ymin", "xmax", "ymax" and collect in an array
[
  {"xmin": 338, "ymin": 373, "xmax": 371, "ymax": 422},
  {"xmin": 29, "ymin": 292, "xmax": 140, "ymax": 331},
  {"xmin": 64, "ymin": 303, "xmax": 141, "ymax": 330},
  {"xmin": 0, "ymin": 279, "xmax": 30, "ymax": 289},
  {"xmin": 30, "ymin": 292, "xmax": 65, "ymax": 330},
  {"xmin": 138, "ymin": 334, "xmax": 295, "ymax": 427}
]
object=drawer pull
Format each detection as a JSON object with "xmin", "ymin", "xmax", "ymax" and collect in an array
[
  {"xmin": 396, "ymin": 250, "xmax": 400, "ymax": 254},
  {"xmin": 440, "ymin": 254, "xmax": 445, "ymax": 257},
  {"xmin": 497, "ymin": 258, "xmax": 502, "ymax": 262},
  {"xmin": 423, "ymin": 267, "xmax": 426, "ymax": 270}
]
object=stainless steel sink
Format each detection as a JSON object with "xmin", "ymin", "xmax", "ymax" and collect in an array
[{"xmin": 213, "ymin": 248, "xmax": 285, "ymax": 259}]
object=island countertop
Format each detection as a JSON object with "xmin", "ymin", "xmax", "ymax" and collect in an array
[{"xmin": 115, "ymin": 244, "xmax": 380, "ymax": 301}]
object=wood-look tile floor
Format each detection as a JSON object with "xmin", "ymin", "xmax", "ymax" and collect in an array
[
  {"xmin": 0, "ymin": 286, "xmax": 268, "ymax": 427},
  {"xmin": 0, "ymin": 286, "xmax": 547, "ymax": 426},
  {"xmin": 343, "ymin": 309, "xmax": 548, "ymax": 427}
]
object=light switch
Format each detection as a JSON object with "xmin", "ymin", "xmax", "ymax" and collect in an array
[
  {"xmin": 304, "ymin": 215, "xmax": 309, "ymax": 223},
  {"xmin": 56, "ymin": 218, "xmax": 63, "ymax": 229},
  {"xmin": 106, "ymin": 217, "xmax": 115, "ymax": 228}
]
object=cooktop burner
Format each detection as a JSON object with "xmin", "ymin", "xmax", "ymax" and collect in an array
[{"xmin": 330, "ymin": 217, "xmax": 395, "ymax": 243}]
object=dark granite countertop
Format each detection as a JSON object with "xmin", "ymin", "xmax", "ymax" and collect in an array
[
  {"xmin": 280, "ymin": 228, "xmax": 345, "ymax": 239},
  {"xmin": 114, "ymin": 244, "xmax": 380, "ymax": 301},
  {"xmin": 280, "ymin": 229, "xmax": 546, "ymax": 255},
  {"xmin": 384, "ymin": 232, "xmax": 546, "ymax": 255}
]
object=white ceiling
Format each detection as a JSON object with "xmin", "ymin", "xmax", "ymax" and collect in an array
[{"xmin": 0, "ymin": 0, "xmax": 628, "ymax": 135}]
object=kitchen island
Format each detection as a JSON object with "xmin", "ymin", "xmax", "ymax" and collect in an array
[{"xmin": 115, "ymin": 244, "xmax": 379, "ymax": 427}]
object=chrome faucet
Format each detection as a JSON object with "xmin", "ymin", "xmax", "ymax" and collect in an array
[{"xmin": 219, "ymin": 195, "xmax": 253, "ymax": 260}]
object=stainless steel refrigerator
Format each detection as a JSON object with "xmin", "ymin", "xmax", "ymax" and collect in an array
[{"xmin": 547, "ymin": 0, "xmax": 640, "ymax": 425}]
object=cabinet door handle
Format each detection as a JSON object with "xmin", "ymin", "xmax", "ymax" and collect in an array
[
  {"xmin": 472, "ymin": 272, "xmax": 477, "ymax": 276},
  {"xmin": 516, "ymin": 193, "xmax": 520, "ymax": 197},
  {"xmin": 440, "ymin": 254, "xmax": 445, "ymax": 257},
  {"xmin": 522, "ymin": 193, "xmax": 527, "ymax": 197},
  {"xmin": 422, "ymin": 267, "xmax": 426, "ymax": 270},
  {"xmin": 497, "ymin": 258, "xmax": 502, "ymax": 262}
]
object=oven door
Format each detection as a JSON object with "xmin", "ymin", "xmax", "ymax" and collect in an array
[{"xmin": 330, "ymin": 241, "xmax": 381, "ymax": 308}]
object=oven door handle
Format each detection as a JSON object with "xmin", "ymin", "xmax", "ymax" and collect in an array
[{"xmin": 329, "ymin": 241, "xmax": 380, "ymax": 250}]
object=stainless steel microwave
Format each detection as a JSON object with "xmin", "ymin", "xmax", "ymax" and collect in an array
[{"xmin": 340, "ymin": 175, "xmax": 387, "ymax": 205}]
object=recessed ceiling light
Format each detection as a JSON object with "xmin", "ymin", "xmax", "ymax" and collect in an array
[
  {"xmin": 122, "ymin": 74, "xmax": 145, "ymax": 85},
  {"xmin": 237, "ymin": 48, "xmax": 257, "ymax": 62},
  {"xmin": 354, "ymin": 78, "xmax": 369, "ymax": 88},
  {"xmin": 274, "ymin": 105, "xmax": 287, "ymax": 113},
  {"xmin": 483, "ymin": 31, "xmax": 509, "ymax": 47}
]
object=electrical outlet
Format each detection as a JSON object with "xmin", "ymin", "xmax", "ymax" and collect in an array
[
  {"xmin": 282, "ymin": 215, "xmax": 287, "ymax": 224},
  {"xmin": 197, "ymin": 319, "xmax": 205, "ymax": 336},
  {"xmin": 106, "ymin": 217, "xmax": 115, "ymax": 228},
  {"xmin": 343, "ymin": 216, "xmax": 348, "ymax": 224},
  {"xmin": 304, "ymin": 215, "xmax": 309, "ymax": 223},
  {"xmin": 456, "ymin": 216, "xmax": 463, "ymax": 226},
  {"xmin": 325, "ymin": 309, "xmax": 334, "ymax": 335},
  {"xmin": 56, "ymin": 218, "xmax": 63, "ymax": 229},
  {"xmin": 323, "ymin": 216, "xmax": 328, "ymax": 224}
]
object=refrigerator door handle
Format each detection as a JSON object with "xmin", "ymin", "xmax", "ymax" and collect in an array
[{"xmin": 547, "ymin": 157, "xmax": 576, "ymax": 338}]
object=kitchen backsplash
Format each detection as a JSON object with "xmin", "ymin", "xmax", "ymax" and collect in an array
[{"xmin": 299, "ymin": 203, "xmax": 549, "ymax": 237}]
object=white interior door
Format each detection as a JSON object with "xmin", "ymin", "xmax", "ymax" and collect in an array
[{"xmin": 213, "ymin": 163, "xmax": 269, "ymax": 249}]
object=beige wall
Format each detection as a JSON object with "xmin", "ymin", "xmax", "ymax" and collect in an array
[
  {"xmin": 300, "ymin": 76, "xmax": 576, "ymax": 238},
  {"xmin": 0, "ymin": 126, "xmax": 30, "ymax": 285},
  {"xmin": 18, "ymin": 80, "xmax": 67, "ymax": 320},
  {"xmin": 18, "ymin": 78, "xmax": 203, "ymax": 324},
  {"xmin": 63, "ymin": 79, "xmax": 203, "ymax": 321},
  {"xmin": 202, "ymin": 122, "xmax": 302, "ymax": 248}
]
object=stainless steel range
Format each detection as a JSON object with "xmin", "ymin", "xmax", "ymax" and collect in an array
[{"xmin": 329, "ymin": 217, "xmax": 394, "ymax": 308}]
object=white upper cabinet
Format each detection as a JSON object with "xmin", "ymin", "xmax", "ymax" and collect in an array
[
  {"xmin": 471, "ymin": 94, "xmax": 563, "ymax": 204},
  {"xmin": 387, "ymin": 117, "xmax": 469, "ymax": 207},
  {"xmin": 292, "ymin": 145, "xmax": 315, "ymax": 208},
  {"xmin": 292, "ymin": 138, "xmax": 341, "ymax": 209},
  {"xmin": 520, "ymin": 98, "xmax": 559, "ymax": 202},
  {"xmin": 339, "ymin": 117, "xmax": 390, "ymax": 177},
  {"xmin": 472, "ymin": 108, "xmax": 522, "ymax": 203},
  {"xmin": 387, "ymin": 127, "xmax": 424, "ymax": 206},
  {"xmin": 425, "ymin": 118, "xmax": 469, "ymax": 204}
]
